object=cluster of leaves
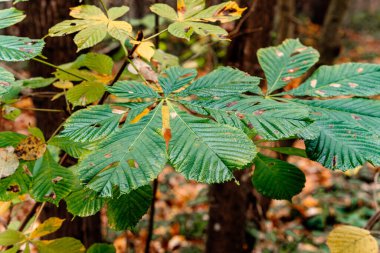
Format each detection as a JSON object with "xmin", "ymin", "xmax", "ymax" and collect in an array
[{"xmin": 0, "ymin": 0, "xmax": 380, "ymax": 252}]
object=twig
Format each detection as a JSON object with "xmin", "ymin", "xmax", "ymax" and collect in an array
[
  {"xmin": 145, "ymin": 179, "xmax": 159, "ymax": 253},
  {"xmin": 98, "ymin": 0, "xmax": 108, "ymax": 13},
  {"xmin": 373, "ymin": 170, "xmax": 379, "ymax": 211},
  {"xmin": 18, "ymin": 202, "xmax": 41, "ymax": 232},
  {"xmin": 32, "ymin": 58, "xmax": 88, "ymax": 81},
  {"xmin": 97, "ymin": 31, "xmax": 143, "ymax": 105},
  {"xmin": 229, "ymin": 0, "xmax": 257, "ymax": 38},
  {"xmin": 366, "ymin": 210, "xmax": 380, "ymax": 230},
  {"xmin": 144, "ymin": 7, "xmax": 160, "ymax": 253}
]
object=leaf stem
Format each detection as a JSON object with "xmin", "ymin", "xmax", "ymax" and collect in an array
[
  {"xmin": 17, "ymin": 107, "xmax": 64, "ymax": 113},
  {"xmin": 98, "ymin": 0, "xmax": 108, "ymax": 13},
  {"xmin": 18, "ymin": 202, "xmax": 41, "ymax": 232},
  {"xmin": 145, "ymin": 9, "xmax": 160, "ymax": 253},
  {"xmin": 32, "ymin": 58, "xmax": 88, "ymax": 81},
  {"xmin": 98, "ymin": 31, "xmax": 143, "ymax": 104},
  {"xmin": 143, "ymin": 28, "xmax": 168, "ymax": 42}
]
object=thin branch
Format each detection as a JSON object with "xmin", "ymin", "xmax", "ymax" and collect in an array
[
  {"xmin": 145, "ymin": 8, "xmax": 160, "ymax": 253},
  {"xmin": 98, "ymin": 0, "xmax": 108, "ymax": 13},
  {"xmin": 144, "ymin": 28, "xmax": 168, "ymax": 42},
  {"xmin": 16, "ymin": 107, "xmax": 64, "ymax": 113},
  {"xmin": 32, "ymin": 58, "xmax": 88, "ymax": 81},
  {"xmin": 98, "ymin": 31, "xmax": 143, "ymax": 105},
  {"xmin": 18, "ymin": 202, "xmax": 41, "ymax": 232},
  {"xmin": 366, "ymin": 210, "xmax": 380, "ymax": 230},
  {"xmin": 145, "ymin": 179, "xmax": 159, "ymax": 253},
  {"xmin": 373, "ymin": 171, "xmax": 379, "ymax": 211},
  {"xmin": 229, "ymin": 0, "xmax": 257, "ymax": 38}
]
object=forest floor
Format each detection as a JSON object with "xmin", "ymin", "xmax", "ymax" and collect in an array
[{"xmin": 1, "ymin": 27, "xmax": 379, "ymax": 253}]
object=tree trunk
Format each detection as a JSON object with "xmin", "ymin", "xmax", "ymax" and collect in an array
[
  {"xmin": 318, "ymin": 0, "xmax": 350, "ymax": 65},
  {"xmin": 274, "ymin": 0, "xmax": 296, "ymax": 44},
  {"xmin": 206, "ymin": 1, "xmax": 275, "ymax": 252},
  {"xmin": 16, "ymin": 0, "xmax": 102, "ymax": 247}
]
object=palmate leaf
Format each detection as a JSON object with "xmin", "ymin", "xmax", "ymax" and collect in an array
[
  {"xmin": 159, "ymin": 67, "xmax": 197, "ymax": 96},
  {"xmin": 106, "ymin": 185, "xmax": 152, "ymax": 230},
  {"xmin": 48, "ymin": 137, "xmax": 90, "ymax": 159},
  {"xmin": 70, "ymin": 52, "xmax": 114, "ymax": 75},
  {"xmin": 293, "ymin": 98, "xmax": 380, "ymax": 170},
  {"xmin": 327, "ymin": 225, "xmax": 378, "ymax": 253},
  {"xmin": 0, "ymin": 164, "xmax": 31, "ymax": 201},
  {"xmin": 150, "ymin": 0, "xmax": 246, "ymax": 40},
  {"xmin": 87, "ymin": 243, "xmax": 116, "ymax": 253},
  {"xmin": 77, "ymin": 105, "xmax": 167, "ymax": 197},
  {"xmin": 0, "ymin": 8, "xmax": 25, "ymax": 29},
  {"xmin": 0, "ymin": 132, "xmax": 26, "ymax": 147},
  {"xmin": 252, "ymin": 154, "xmax": 305, "ymax": 200},
  {"xmin": 184, "ymin": 96, "xmax": 313, "ymax": 140},
  {"xmin": 31, "ymin": 151, "xmax": 75, "ymax": 205},
  {"xmin": 168, "ymin": 103, "xmax": 256, "ymax": 183},
  {"xmin": 66, "ymin": 81, "xmax": 105, "ymax": 107},
  {"xmin": 49, "ymin": 5, "xmax": 132, "ymax": 51},
  {"xmin": 58, "ymin": 105, "xmax": 125, "ymax": 143},
  {"xmin": 65, "ymin": 187, "xmax": 105, "ymax": 217},
  {"xmin": 34, "ymin": 238, "xmax": 85, "ymax": 253},
  {"xmin": 308, "ymin": 120, "xmax": 380, "ymax": 170},
  {"xmin": 0, "ymin": 230, "xmax": 25, "ymax": 246},
  {"xmin": 257, "ymin": 39, "xmax": 319, "ymax": 95},
  {"xmin": 177, "ymin": 67, "xmax": 261, "ymax": 97},
  {"xmin": 288, "ymin": 63, "xmax": 380, "ymax": 97},
  {"xmin": 0, "ymin": 35, "xmax": 44, "ymax": 61},
  {"xmin": 108, "ymin": 80, "xmax": 161, "ymax": 99},
  {"xmin": 0, "ymin": 67, "xmax": 15, "ymax": 95}
]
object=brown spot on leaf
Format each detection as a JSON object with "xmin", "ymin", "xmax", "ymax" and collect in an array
[
  {"xmin": 287, "ymin": 68, "xmax": 300, "ymax": 73},
  {"xmin": 281, "ymin": 76, "xmax": 293, "ymax": 82},
  {"xmin": 45, "ymin": 192, "xmax": 57, "ymax": 200},
  {"xmin": 7, "ymin": 185, "xmax": 20, "ymax": 193},
  {"xmin": 15, "ymin": 136, "xmax": 46, "ymax": 161},
  {"xmin": 254, "ymin": 110, "xmax": 265, "ymax": 116},
  {"xmin": 226, "ymin": 101, "xmax": 238, "ymax": 107},
  {"xmin": 0, "ymin": 81, "xmax": 10, "ymax": 87},
  {"xmin": 236, "ymin": 113, "xmax": 245, "ymax": 119},
  {"xmin": 351, "ymin": 114, "xmax": 361, "ymax": 120},
  {"xmin": 104, "ymin": 153, "xmax": 112, "ymax": 158},
  {"xmin": 52, "ymin": 176, "xmax": 63, "ymax": 184}
]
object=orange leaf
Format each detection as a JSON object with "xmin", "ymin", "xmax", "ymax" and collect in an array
[
  {"xmin": 162, "ymin": 104, "xmax": 171, "ymax": 149},
  {"xmin": 130, "ymin": 108, "xmax": 151, "ymax": 124}
]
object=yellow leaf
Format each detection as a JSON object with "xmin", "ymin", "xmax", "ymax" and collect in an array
[
  {"xmin": 0, "ymin": 201, "xmax": 11, "ymax": 216},
  {"xmin": 327, "ymin": 225, "xmax": 378, "ymax": 253},
  {"xmin": 344, "ymin": 166, "xmax": 362, "ymax": 177},
  {"xmin": 0, "ymin": 147, "xmax": 19, "ymax": 178},
  {"xmin": 14, "ymin": 136, "xmax": 46, "ymax": 161},
  {"xmin": 162, "ymin": 104, "xmax": 171, "ymax": 149},
  {"xmin": 30, "ymin": 217, "xmax": 65, "ymax": 239},
  {"xmin": 108, "ymin": 20, "xmax": 132, "ymax": 41},
  {"xmin": 131, "ymin": 40, "xmax": 155, "ymax": 61},
  {"xmin": 211, "ymin": 2, "xmax": 247, "ymax": 23},
  {"xmin": 130, "ymin": 108, "xmax": 151, "ymax": 124},
  {"xmin": 53, "ymin": 80, "xmax": 73, "ymax": 89}
]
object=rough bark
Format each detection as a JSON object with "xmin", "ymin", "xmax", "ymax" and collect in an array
[
  {"xmin": 206, "ymin": 1, "xmax": 275, "ymax": 252},
  {"xmin": 16, "ymin": 0, "xmax": 102, "ymax": 247},
  {"xmin": 318, "ymin": 0, "xmax": 350, "ymax": 65},
  {"xmin": 274, "ymin": 0, "xmax": 296, "ymax": 44}
]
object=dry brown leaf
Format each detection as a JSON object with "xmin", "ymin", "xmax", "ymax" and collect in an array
[
  {"xmin": 14, "ymin": 136, "xmax": 46, "ymax": 161},
  {"xmin": 0, "ymin": 146, "xmax": 19, "ymax": 178}
]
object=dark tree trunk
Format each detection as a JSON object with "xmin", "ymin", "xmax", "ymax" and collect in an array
[
  {"xmin": 274, "ymin": 0, "xmax": 296, "ymax": 44},
  {"xmin": 317, "ymin": 0, "xmax": 350, "ymax": 65},
  {"xmin": 206, "ymin": 1, "xmax": 276, "ymax": 253},
  {"xmin": 16, "ymin": 0, "xmax": 102, "ymax": 247}
]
